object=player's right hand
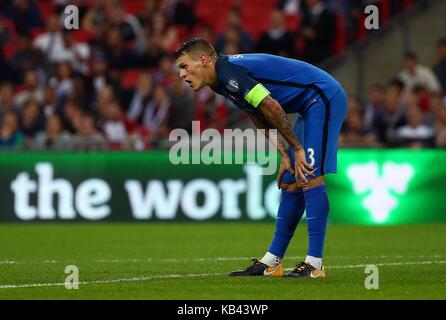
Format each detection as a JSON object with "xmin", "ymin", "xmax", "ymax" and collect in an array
[{"xmin": 293, "ymin": 148, "xmax": 315, "ymax": 183}]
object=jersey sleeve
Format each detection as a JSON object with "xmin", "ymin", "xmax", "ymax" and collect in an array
[{"xmin": 218, "ymin": 62, "xmax": 270, "ymax": 108}]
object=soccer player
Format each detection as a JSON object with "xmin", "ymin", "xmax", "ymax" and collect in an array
[{"xmin": 174, "ymin": 38, "xmax": 347, "ymax": 278}]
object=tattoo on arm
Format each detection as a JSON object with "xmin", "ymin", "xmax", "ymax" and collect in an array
[
  {"xmin": 247, "ymin": 111, "xmax": 288, "ymax": 156},
  {"xmin": 256, "ymin": 96, "xmax": 302, "ymax": 151}
]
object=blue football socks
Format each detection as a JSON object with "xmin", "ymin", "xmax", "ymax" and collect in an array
[
  {"xmin": 304, "ymin": 184, "xmax": 329, "ymax": 259},
  {"xmin": 268, "ymin": 190, "xmax": 306, "ymax": 258}
]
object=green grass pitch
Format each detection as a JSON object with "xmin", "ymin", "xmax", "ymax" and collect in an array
[{"xmin": 0, "ymin": 223, "xmax": 445, "ymax": 299}]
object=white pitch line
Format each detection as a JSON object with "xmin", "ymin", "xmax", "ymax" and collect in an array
[
  {"xmin": 0, "ymin": 260, "xmax": 445, "ymax": 290},
  {"xmin": 0, "ymin": 255, "xmax": 443, "ymax": 265}
]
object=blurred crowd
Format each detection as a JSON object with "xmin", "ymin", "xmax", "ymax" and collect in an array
[
  {"xmin": 0, "ymin": 0, "xmax": 443, "ymax": 151},
  {"xmin": 340, "ymin": 47, "xmax": 446, "ymax": 149}
]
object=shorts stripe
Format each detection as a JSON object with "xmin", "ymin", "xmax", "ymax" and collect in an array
[{"xmin": 253, "ymin": 77, "xmax": 330, "ymax": 175}]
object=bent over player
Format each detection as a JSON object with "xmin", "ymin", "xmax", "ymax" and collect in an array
[{"xmin": 174, "ymin": 38, "xmax": 347, "ymax": 278}]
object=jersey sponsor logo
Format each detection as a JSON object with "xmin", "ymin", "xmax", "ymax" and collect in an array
[
  {"xmin": 230, "ymin": 54, "xmax": 243, "ymax": 59},
  {"xmin": 226, "ymin": 78, "xmax": 239, "ymax": 93}
]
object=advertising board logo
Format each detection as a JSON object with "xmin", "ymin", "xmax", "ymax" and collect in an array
[{"xmin": 347, "ymin": 162, "xmax": 414, "ymax": 224}]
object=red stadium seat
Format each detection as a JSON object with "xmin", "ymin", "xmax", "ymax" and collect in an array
[
  {"xmin": 333, "ymin": 12, "xmax": 346, "ymax": 54},
  {"xmin": 195, "ymin": 0, "xmax": 232, "ymax": 33},
  {"xmin": 3, "ymin": 42, "xmax": 17, "ymax": 60},
  {"xmin": 30, "ymin": 28, "xmax": 46, "ymax": 41},
  {"xmin": 284, "ymin": 14, "xmax": 301, "ymax": 32},
  {"xmin": 239, "ymin": 0, "xmax": 277, "ymax": 40},
  {"xmin": 73, "ymin": 29, "xmax": 96, "ymax": 43},
  {"xmin": 37, "ymin": 1, "xmax": 57, "ymax": 23},
  {"xmin": 121, "ymin": 69, "xmax": 141, "ymax": 89},
  {"xmin": 123, "ymin": 0, "xmax": 146, "ymax": 15}
]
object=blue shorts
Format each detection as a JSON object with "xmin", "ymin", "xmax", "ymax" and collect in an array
[{"xmin": 281, "ymin": 88, "xmax": 348, "ymax": 184}]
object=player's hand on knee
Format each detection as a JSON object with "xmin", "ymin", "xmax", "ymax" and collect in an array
[
  {"xmin": 294, "ymin": 148, "xmax": 315, "ymax": 183},
  {"xmin": 276, "ymin": 154, "xmax": 294, "ymax": 189}
]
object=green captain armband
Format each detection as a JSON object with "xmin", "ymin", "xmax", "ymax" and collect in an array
[{"xmin": 244, "ymin": 84, "xmax": 270, "ymax": 108}]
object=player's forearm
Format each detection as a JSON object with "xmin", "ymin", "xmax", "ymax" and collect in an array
[
  {"xmin": 257, "ymin": 97, "xmax": 302, "ymax": 152},
  {"xmin": 248, "ymin": 112, "xmax": 288, "ymax": 156}
]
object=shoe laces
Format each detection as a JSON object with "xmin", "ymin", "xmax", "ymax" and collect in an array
[
  {"xmin": 244, "ymin": 259, "xmax": 262, "ymax": 271},
  {"xmin": 293, "ymin": 261, "xmax": 311, "ymax": 273}
]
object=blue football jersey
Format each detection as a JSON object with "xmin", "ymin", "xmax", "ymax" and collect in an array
[{"xmin": 212, "ymin": 54, "xmax": 342, "ymax": 115}]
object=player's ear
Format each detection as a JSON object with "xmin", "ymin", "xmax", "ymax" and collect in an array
[{"xmin": 199, "ymin": 54, "xmax": 208, "ymax": 66}]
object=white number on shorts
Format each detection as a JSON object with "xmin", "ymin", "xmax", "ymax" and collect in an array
[{"xmin": 307, "ymin": 148, "xmax": 316, "ymax": 167}]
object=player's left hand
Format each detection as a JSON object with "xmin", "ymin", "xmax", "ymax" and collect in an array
[
  {"xmin": 276, "ymin": 154, "xmax": 294, "ymax": 189},
  {"xmin": 293, "ymin": 148, "xmax": 315, "ymax": 183}
]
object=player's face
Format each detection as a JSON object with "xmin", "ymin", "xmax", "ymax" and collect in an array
[{"xmin": 176, "ymin": 53, "xmax": 208, "ymax": 91}]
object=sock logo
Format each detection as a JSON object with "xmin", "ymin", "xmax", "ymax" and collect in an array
[{"xmin": 347, "ymin": 162, "xmax": 414, "ymax": 224}]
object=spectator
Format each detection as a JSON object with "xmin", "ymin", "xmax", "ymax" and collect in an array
[
  {"xmin": 14, "ymin": 70, "xmax": 44, "ymax": 109},
  {"xmin": 33, "ymin": 15, "xmax": 90, "ymax": 74},
  {"xmin": 374, "ymin": 87, "xmax": 407, "ymax": 145},
  {"xmin": 340, "ymin": 108, "xmax": 377, "ymax": 147},
  {"xmin": 170, "ymin": 0, "xmax": 196, "ymax": 29},
  {"xmin": 127, "ymin": 73, "xmax": 153, "ymax": 122},
  {"xmin": 363, "ymin": 84, "xmax": 386, "ymax": 132},
  {"xmin": 102, "ymin": 27, "xmax": 138, "ymax": 70},
  {"xmin": 153, "ymin": 55, "xmax": 176, "ymax": 87},
  {"xmin": 100, "ymin": 100, "xmax": 135, "ymax": 149},
  {"xmin": 92, "ymin": 85, "xmax": 116, "ymax": 120},
  {"xmin": 48, "ymin": 61, "xmax": 74, "ymax": 101},
  {"xmin": 20, "ymin": 99, "xmax": 44, "ymax": 141},
  {"xmin": 256, "ymin": 9, "xmax": 295, "ymax": 57},
  {"xmin": 0, "ymin": 16, "xmax": 15, "ymax": 44},
  {"xmin": 86, "ymin": 51, "xmax": 121, "ymax": 104},
  {"xmin": 141, "ymin": 84, "xmax": 171, "ymax": 141},
  {"xmin": 435, "ymin": 106, "xmax": 446, "ymax": 148},
  {"xmin": 41, "ymin": 84, "xmax": 60, "ymax": 118},
  {"xmin": 396, "ymin": 106, "xmax": 434, "ymax": 148},
  {"xmin": 32, "ymin": 114, "xmax": 71, "ymax": 150},
  {"xmin": 215, "ymin": 10, "xmax": 253, "ymax": 54},
  {"xmin": 215, "ymin": 26, "xmax": 251, "ymax": 55},
  {"xmin": 9, "ymin": 32, "xmax": 43, "ymax": 84},
  {"xmin": 70, "ymin": 112, "xmax": 106, "ymax": 151},
  {"xmin": 433, "ymin": 37, "xmax": 446, "ymax": 93},
  {"xmin": 194, "ymin": 86, "xmax": 228, "ymax": 132},
  {"xmin": 0, "ymin": 43, "xmax": 14, "ymax": 83},
  {"xmin": 277, "ymin": 0, "xmax": 302, "ymax": 15},
  {"xmin": 169, "ymin": 75, "xmax": 194, "ymax": 133},
  {"xmin": 142, "ymin": 34, "xmax": 168, "ymax": 68},
  {"xmin": 3, "ymin": 0, "xmax": 43, "ymax": 34},
  {"xmin": 0, "ymin": 111, "xmax": 24, "ymax": 149},
  {"xmin": 0, "ymin": 83, "xmax": 17, "ymax": 117},
  {"xmin": 398, "ymin": 52, "xmax": 442, "ymax": 93},
  {"xmin": 106, "ymin": 1, "xmax": 147, "ymax": 55},
  {"xmin": 81, "ymin": 0, "xmax": 107, "ymax": 34},
  {"xmin": 300, "ymin": 0, "xmax": 337, "ymax": 64},
  {"xmin": 60, "ymin": 99, "xmax": 82, "ymax": 134}
]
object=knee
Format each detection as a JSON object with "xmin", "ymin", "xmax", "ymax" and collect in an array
[
  {"xmin": 280, "ymin": 181, "xmax": 304, "ymax": 191},
  {"xmin": 280, "ymin": 176, "xmax": 325, "ymax": 191},
  {"xmin": 303, "ymin": 176, "xmax": 325, "ymax": 190}
]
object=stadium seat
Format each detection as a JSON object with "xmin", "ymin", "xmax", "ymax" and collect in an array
[
  {"xmin": 3, "ymin": 42, "xmax": 17, "ymax": 60},
  {"xmin": 239, "ymin": 0, "xmax": 277, "ymax": 40},
  {"xmin": 333, "ymin": 12, "xmax": 346, "ymax": 54},
  {"xmin": 73, "ymin": 29, "xmax": 96, "ymax": 43},
  {"xmin": 123, "ymin": 0, "xmax": 146, "ymax": 15},
  {"xmin": 195, "ymin": 0, "xmax": 232, "ymax": 33},
  {"xmin": 284, "ymin": 14, "xmax": 301, "ymax": 32},
  {"xmin": 37, "ymin": 1, "xmax": 57, "ymax": 23},
  {"xmin": 121, "ymin": 69, "xmax": 141, "ymax": 89}
]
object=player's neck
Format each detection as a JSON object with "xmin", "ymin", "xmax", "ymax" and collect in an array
[{"xmin": 207, "ymin": 55, "xmax": 219, "ymax": 88}]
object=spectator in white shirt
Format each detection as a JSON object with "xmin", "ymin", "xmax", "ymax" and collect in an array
[
  {"xmin": 397, "ymin": 106, "xmax": 434, "ymax": 147},
  {"xmin": 33, "ymin": 14, "xmax": 90, "ymax": 74},
  {"xmin": 398, "ymin": 52, "xmax": 442, "ymax": 93}
]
